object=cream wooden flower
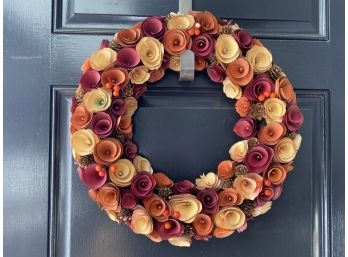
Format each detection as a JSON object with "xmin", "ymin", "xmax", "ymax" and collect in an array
[
  {"xmin": 229, "ymin": 140, "xmax": 249, "ymax": 162},
  {"xmin": 169, "ymin": 194, "xmax": 202, "ymax": 223},
  {"xmin": 129, "ymin": 66, "xmax": 150, "ymax": 84},
  {"xmin": 124, "ymin": 97, "xmax": 138, "ymax": 117},
  {"xmin": 83, "ymin": 87, "xmax": 112, "ymax": 113},
  {"xmin": 214, "ymin": 206, "xmax": 245, "ymax": 230},
  {"xmin": 90, "ymin": 48, "xmax": 117, "ymax": 71},
  {"xmin": 246, "ymin": 45, "xmax": 272, "ymax": 73},
  {"xmin": 168, "ymin": 236, "xmax": 192, "ymax": 247},
  {"xmin": 133, "ymin": 155, "xmax": 153, "ymax": 174},
  {"xmin": 169, "ymin": 56, "xmax": 181, "ymax": 71},
  {"xmin": 195, "ymin": 172, "xmax": 220, "ymax": 190},
  {"xmin": 293, "ymin": 133, "xmax": 302, "ymax": 150},
  {"xmin": 233, "ymin": 173, "xmax": 263, "ymax": 200},
  {"xmin": 215, "ymin": 34, "xmax": 240, "ymax": 64},
  {"xmin": 71, "ymin": 129, "xmax": 99, "ymax": 156},
  {"xmin": 252, "ymin": 201, "xmax": 272, "ymax": 217},
  {"xmin": 264, "ymin": 98, "xmax": 286, "ymax": 123},
  {"xmin": 223, "ymin": 77, "xmax": 242, "ymax": 99},
  {"xmin": 109, "ymin": 159, "xmax": 136, "ymax": 187},
  {"xmin": 167, "ymin": 13, "xmax": 195, "ymax": 30},
  {"xmin": 274, "ymin": 137, "xmax": 297, "ymax": 163},
  {"xmin": 136, "ymin": 37, "xmax": 164, "ymax": 70},
  {"xmin": 130, "ymin": 206, "xmax": 153, "ymax": 235}
]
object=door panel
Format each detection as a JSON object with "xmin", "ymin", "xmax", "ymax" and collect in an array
[{"xmin": 4, "ymin": 0, "xmax": 344, "ymax": 257}]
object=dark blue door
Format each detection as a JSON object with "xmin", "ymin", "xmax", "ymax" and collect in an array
[{"xmin": 4, "ymin": 0, "xmax": 344, "ymax": 257}]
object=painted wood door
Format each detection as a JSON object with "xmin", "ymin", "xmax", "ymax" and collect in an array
[{"xmin": 4, "ymin": 0, "xmax": 344, "ymax": 257}]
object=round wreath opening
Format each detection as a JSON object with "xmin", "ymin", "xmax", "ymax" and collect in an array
[{"xmin": 70, "ymin": 11, "xmax": 304, "ymax": 247}]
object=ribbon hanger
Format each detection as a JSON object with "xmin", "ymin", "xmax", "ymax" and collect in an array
[{"xmin": 179, "ymin": 0, "xmax": 195, "ymax": 81}]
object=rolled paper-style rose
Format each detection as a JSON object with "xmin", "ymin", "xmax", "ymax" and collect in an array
[
  {"xmin": 155, "ymin": 218, "xmax": 184, "ymax": 240},
  {"xmin": 215, "ymin": 34, "xmax": 240, "ymax": 64},
  {"xmin": 195, "ymin": 172, "xmax": 221, "ymax": 190},
  {"xmin": 117, "ymin": 116, "xmax": 133, "ymax": 136},
  {"xmin": 110, "ymin": 98, "xmax": 126, "ymax": 117},
  {"xmin": 130, "ymin": 206, "xmax": 154, "ymax": 235},
  {"xmin": 131, "ymin": 171, "xmax": 156, "ymax": 199},
  {"xmin": 293, "ymin": 133, "xmax": 302, "ymax": 150},
  {"xmin": 70, "ymin": 104, "xmax": 93, "ymax": 131},
  {"xmin": 213, "ymin": 227, "xmax": 234, "ymax": 238},
  {"xmin": 226, "ymin": 57, "xmax": 253, "ymax": 86},
  {"xmin": 222, "ymin": 78, "xmax": 242, "ymax": 99},
  {"xmin": 115, "ymin": 28, "xmax": 142, "ymax": 47},
  {"xmin": 214, "ymin": 206, "xmax": 245, "ymax": 230},
  {"xmin": 246, "ymin": 45, "xmax": 272, "ymax": 73},
  {"xmin": 90, "ymin": 47, "xmax": 117, "ymax": 71},
  {"xmin": 169, "ymin": 194, "xmax": 202, "ymax": 223},
  {"xmin": 136, "ymin": 37, "xmax": 164, "ymax": 70},
  {"xmin": 229, "ymin": 140, "xmax": 249, "ymax": 162},
  {"xmin": 244, "ymin": 144, "xmax": 274, "ymax": 173},
  {"xmin": 169, "ymin": 56, "xmax": 181, "ymax": 71},
  {"xmin": 235, "ymin": 96, "xmax": 251, "ymax": 117},
  {"xmin": 141, "ymin": 16, "xmax": 166, "ymax": 40},
  {"xmin": 143, "ymin": 194, "xmax": 171, "ymax": 222},
  {"xmin": 146, "ymin": 230, "xmax": 162, "ymax": 243},
  {"xmin": 79, "ymin": 163, "xmax": 107, "ymax": 189},
  {"xmin": 237, "ymin": 221, "xmax": 248, "ymax": 233},
  {"xmin": 116, "ymin": 47, "xmax": 140, "ymax": 69},
  {"xmin": 190, "ymin": 11, "xmax": 220, "ymax": 35},
  {"xmin": 258, "ymin": 122, "xmax": 286, "ymax": 145},
  {"xmin": 149, "ymin": 68, "xmax": 165, "ymax": 83},
  {"xmin": 129, "ymin": 66, "xmax": 150, "ymax": 84},
  {"xmin": 167, "ymin": 14, "xmax": 195, "ymax": 30},
  {"xmin": 218, "ymin": 188, "xmax": 244, "ymax": 207},
  {"xmin": 217, "ymin": 160, "xmax": 235, "ymax": 179},
  {"xmin": 122, "ymin": 140, "xmax": 137, "ymax": 160},
  {"xmin": 71, "ymin": 96, "xmax": 78, "ymax": 114},
  {"xmin": 153, "ymin": 173, "xmax": 173, "ymax": 188},
  {"xmin": 99, "ymin": 39, "xmax": 110, "ymax": 49},
  {"xmin": 274, "ymin": 137, "xmax": 297, "ymax": 163},
  {"xmin": 163, "ymin": 29, "xmax": 192, "ymax": 56},
  {"xmin": 233, "ymin": 29, "xmax": 253, "ymax": 51},
  {"xmin": 264, "ymin": 98, "xmax": 287, "ymax": 123},
  {"xmin": 81, "ymin": 58, "xmax": 91, "ymax": 73},
  {"xmin": 161, "ymin": 53, "xmax": 170, "ymax": 69},
  {"xmin": 272, "ymin": 184, "xmax": 283, "ymax": 200},
  {"xmin": 172, "ymin": 180, "xmax": 195, "ymax": 194},
  {"xmin": 133, "ymin": 155, "xmax": 153, "ymax": 173},
  {"xmin": 101, "ymin": 67, "xmax": 129, "ymax": 89},
  {"xmin": 93, "ymin": 138, "xmax": 123, "ymax": 165},
  {"xmin": 283, "ymin": 104, "xmax": 304, "ymax": 132},
  {"xmin": 168, "ymin": 236, "xmax": 192, "ymax": 247},
  {"xmin": 197, "ymin": 189, "xmax": 219, "ymax": 214},
  {"xmin": 193, "ymin": 213, "xmax": 214, "ymax": 236},
  {"xmin": 71, "ymin": 129, "xmax": 99, "ymax": 156},
  {"xmin": 275, "ymin": 77, "xmax": 297, "ymax": 103},
  {"xmin": 133, "ymin": 84, "xmax": 148, "ymax": 99},
  {"xmin": 109, "ymin": 159, "xmax": 136, "ymax": 187},
  {"xmin": 80, "ymin": 70, "xmax": 100, "ymax": 91},
  {"xmin": 195, "ymin": 57, "xmax": 208, "ymax": 71},
  {"xmin": 233, "ymin": 117, "xmax": 258, "ymax": 139},
  {"xmin": 244, "ymin": 74, "xmax": 275, "ymax": 101},
  {"xmin": 121, "ymin": 189, "xmax": 137, "ymax": 209},
  {"xmin": 207, "ymin": 64, "xmax": 225, "ymax": 83},
  {"xmin": 83, "ymin": 87, "xmax": 112, "ymax": 113},
  {"xmin": 191, "ymin": 34, "xmax": 215, "ymax": 58},
  {"xmin": 95, "ymin": 182, "xmax": 121, "ymax": 211},
  {"xmin": 90, "ymin": 112, "xmax": 115, "ymax": 138},
  {"xmin": 256, "ymin": 187, "xmax": 275, "ymax": 206},
  {"xmin": 233, "ymin": 173, "xmax": 263, "ymax": 200},
  {"xmin": 252, "ymin": 201, "xmax": 272, "ymax": 217}
]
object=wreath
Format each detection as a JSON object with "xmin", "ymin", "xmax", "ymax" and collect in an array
[{"xmin": 70, "ymin": 11, "xmax": 304, "ymax": 247}]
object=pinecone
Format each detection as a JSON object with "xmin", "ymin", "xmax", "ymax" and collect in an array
[
  {"xmin": 208, "ymin": 54, "xmax": 219, "ymax": 64},
  {"xmin": 183, "ymin": 224, "xmax": 195, "ymax": 238},
  {"xmin": 118, "ymin": 209, "xmax": 132, "ymax": 221},
  {"xmin": 114, "ymin": 131, "xmax": 126, "ymax": 144},
  {"xmin": 220, "ymin": 178, "xmax": 234, "ymax": 189},
  {"xmin": 249, "ymin": 103, "xmax": 266, "ymax": 121},
  {"xmin": 268, "ymin": 64, "xmax": 286, "ymax": 81},
  {"xmin": 108, "ymin": 40, "xmax": 123, "ymax": 52},
  {"xmin": 235, "ymin": 165, "xmax": 248, "ymax": 176},
  {"xmin": 120, "ymin": 84, "xmax": 134, "ymax": 98},
  {"xmin": 240, "ymin": 200, "xmax": 255, "ymax": 216},
  {"xmin": 75, "ymin": 85, "xmax": 85, "ymax": 103},
  {"xmin": 157, "ymin": 187, "xmax": 173, "ymax": 200},
  {"xmin": 287, "ymin": 132, "xmax": 297, "ymax": 140},
  {"xmin": 220, "ymin": 24, "xmax": 239, "ymax": 35},
  {"xmin": 79, "ymin": 155, "xmax": 94, "ymax": 167},
  {"xmin": 248, "ymin": 137, "xmax": 259, "ymax": 148}
]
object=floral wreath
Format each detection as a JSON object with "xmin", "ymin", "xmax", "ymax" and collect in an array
[{"xmin": 70, "ymin": 11, "xmax": 304, "ymax": 247}]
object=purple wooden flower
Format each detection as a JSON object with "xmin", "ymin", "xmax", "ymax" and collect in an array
[
  {"xmin": 207, "ymin": 64, "xmax": 225, "ymax": 83},
  {"xmin": 192, "ymin": 34, "xmax": 215, "ymax": 58},
  {"xmin": 131, "ymin": 171, "xmax": 156, "ymax": 199},
  {"xmin": 121, "ymin": 189, "xmax": 137, "ymax": 209},
  {"xmin": 155, "ymin": 219, "xmax": 184, "ymax": 240},
  {"xmin": 90, "ymin": 112, "xmax": 115, "ymax": 138},
  {"xmin": 244, "ymin": 145, "xmax": 274, "ymax": 173},
  {"xmin": 141, "ymin": 17, "xmax": 166, "ymax": 40},
  {"xmin": 283, "ymin": 104, "xmax": 304, "ymax": 132},
  {"xmin": 233, "ymin": 29, "xmax": 253, "ymax": 50},
  {"xmin": 79, "ymin": 163, "xmax": 107, "ymax": 189},
  {"xmin": 123, "ymin": 140, "xmax": 137, "ymax": 160},
  {"xmin": 132, "ymin": 84, "xmax": 147, "ymax": 99},
  {"xmin": 117, "ymin": 47, "xmax": 140, "ymax": 69},
  {"xmin": 110, "ymin": 98, "xmax": 126, "ymax": 117},
  {"xmin": 233, "ymin": 117, "xmax": 258, "ymax": 139},
  {"xmin": 172, "ymin": 180, "xmax": 195, "ymax": 194},
  {"xmin": 80, "ymin": 70, "xmax": 100, "ymax": 91},
  {"xmin": 244, "ymin": 74, "xmax": 275, "ymax": 101},
  {"xmin": 197, "ymin": 189, "xmax": 219, "ymax": 214}
]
